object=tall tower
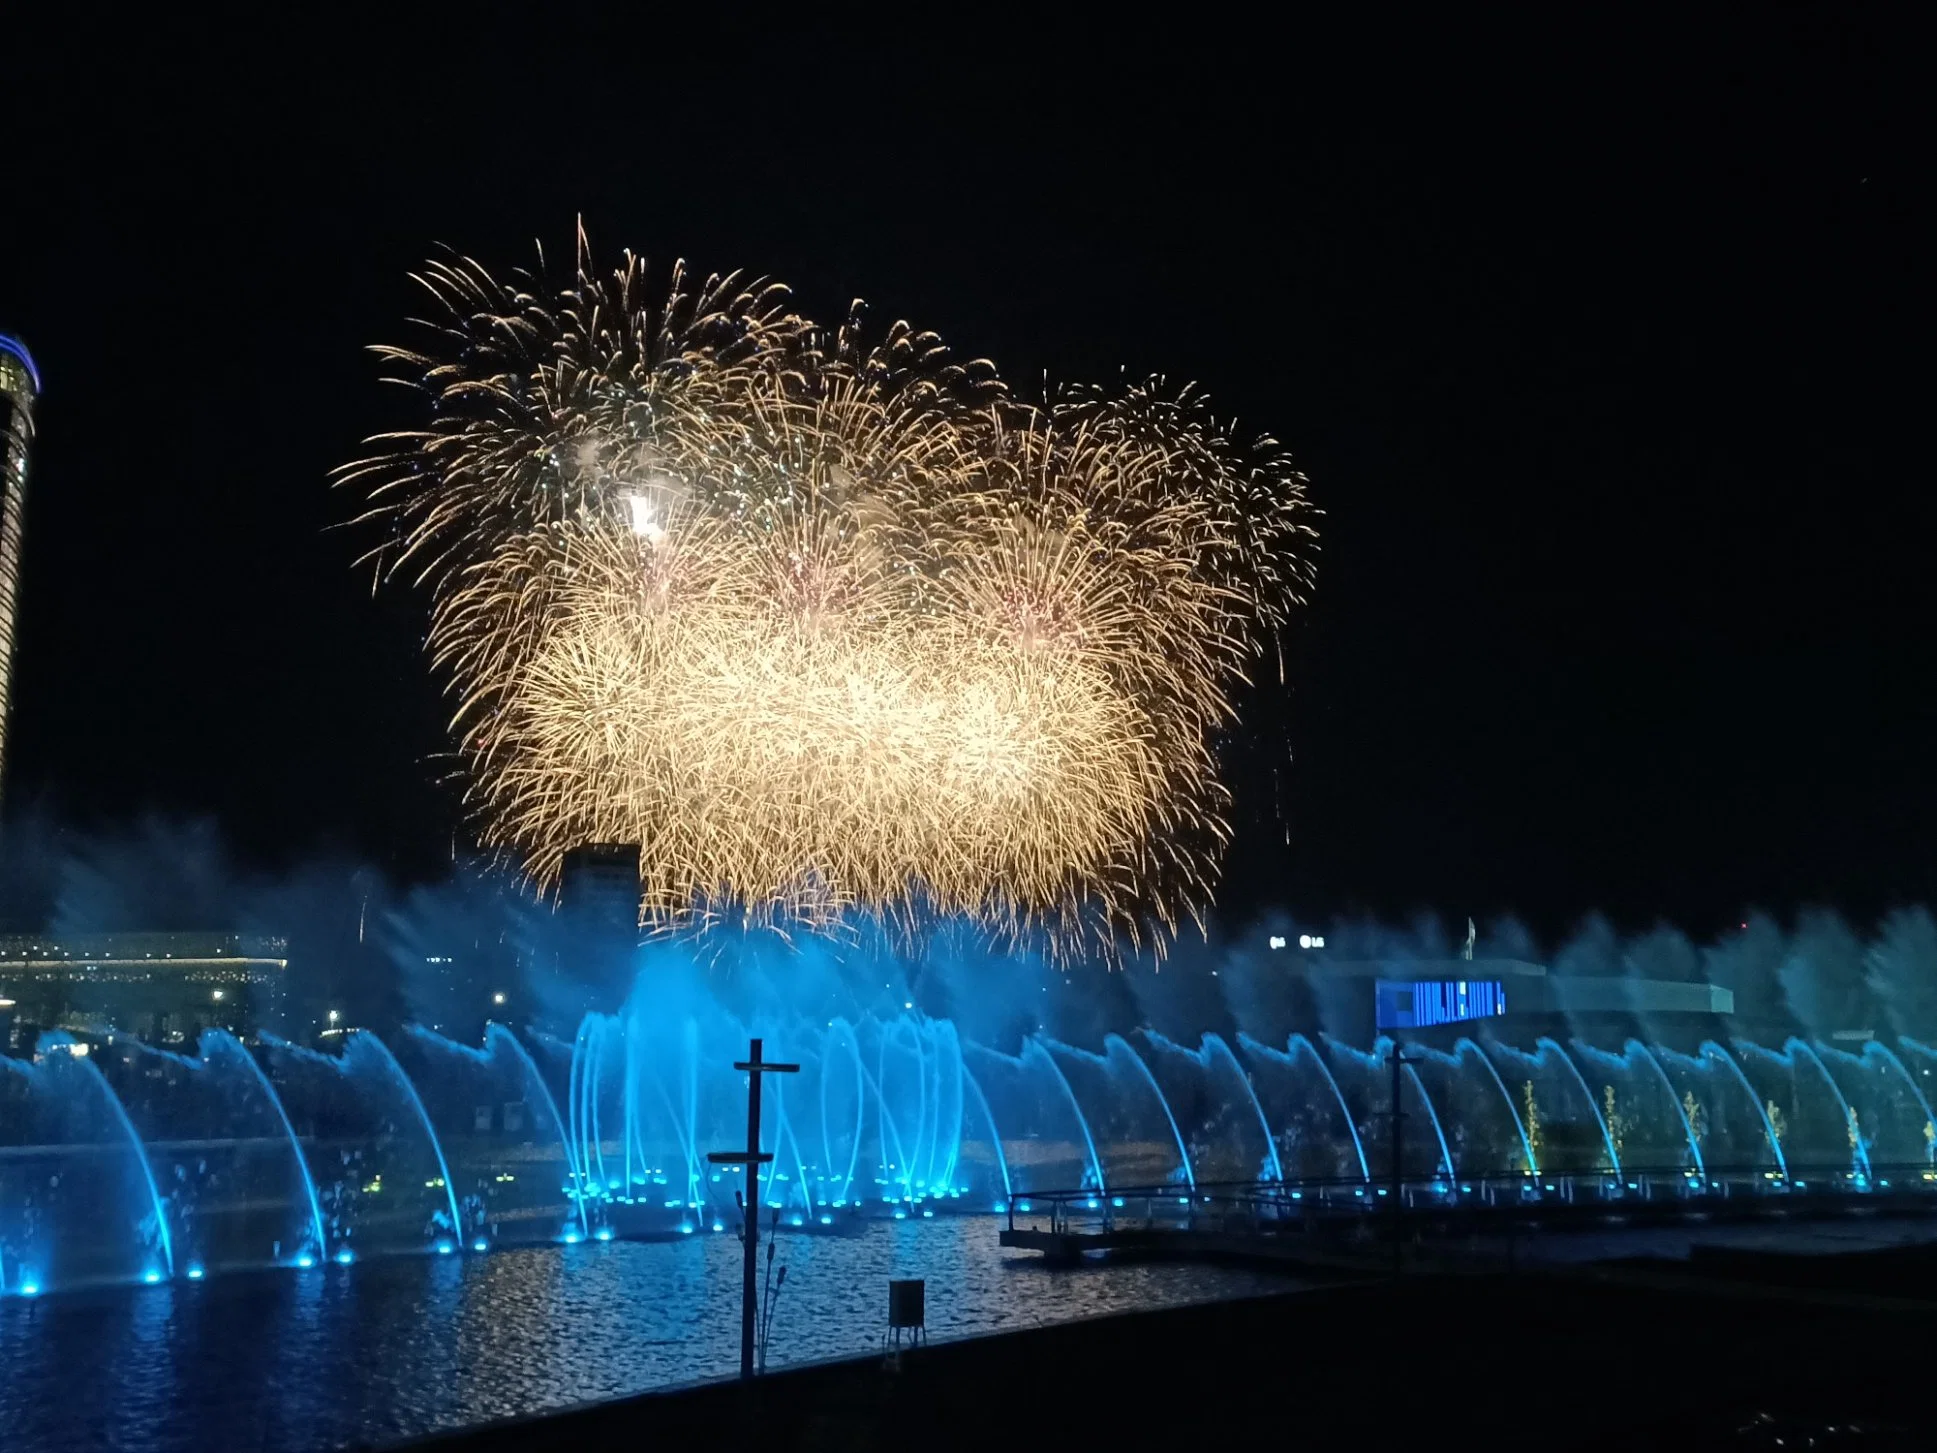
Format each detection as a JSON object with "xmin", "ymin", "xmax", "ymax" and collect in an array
[{"xmin": 0, "ymin": 334, "xmax": 40, "ymax": 805}]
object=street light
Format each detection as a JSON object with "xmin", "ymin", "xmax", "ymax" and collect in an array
[
  {"xmin": 211, "ymin": 989, "xmax": 225, "ymax": 1003},
  {"xmin": 328, "ymin": 1009, "xmax": 340, "ymax": 1026},
  {"xmin": 492, "ymin": 991, "xmax": 507, "ymax": 1006}
]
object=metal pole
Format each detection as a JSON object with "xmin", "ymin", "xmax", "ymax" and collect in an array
[
  {"xmin": 708, "ymin": 1038, "xmax": 796, "ymax": 1382},
  {"xmin": 741, "ymin": 1037, "xmax": 763, "ymax": 1381}
]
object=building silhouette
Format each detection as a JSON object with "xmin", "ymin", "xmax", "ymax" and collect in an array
[{"xmin": 0, "ymin": 333, "xmax": 39, "ymax": 805}]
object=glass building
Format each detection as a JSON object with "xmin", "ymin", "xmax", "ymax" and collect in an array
[{"xmin": 0, "ymin": 332, "xmax": 39, "ymax": 804}]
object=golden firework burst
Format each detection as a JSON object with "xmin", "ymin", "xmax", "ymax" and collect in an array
[{"xmin": 338, "ymin": 233, "xmax": 1317, "ymax": 957}]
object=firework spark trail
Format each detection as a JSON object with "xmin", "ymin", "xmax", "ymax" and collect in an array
[{"xmin": 339, "ymin": 235, "xmax": 1317, "ymax": 957}]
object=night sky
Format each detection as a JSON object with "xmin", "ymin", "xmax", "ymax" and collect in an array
[{"xmin": 0, "ymin": 15, "xmax": 1925, "ymax": 942}]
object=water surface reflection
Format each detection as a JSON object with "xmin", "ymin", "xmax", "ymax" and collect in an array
[{"xmin": 0, "ymin": 1219, "xmax": 1285, "ymax": 1451}]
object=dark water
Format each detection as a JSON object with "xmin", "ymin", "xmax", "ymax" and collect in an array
[{"xmin": 0, "ymin": 1219, "xmax": 1284, "ymax": 1451}]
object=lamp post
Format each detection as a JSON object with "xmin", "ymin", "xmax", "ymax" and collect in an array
[{"xmin": 707, "ymin": 1037, "xmax": 798, "ymax": 1378}]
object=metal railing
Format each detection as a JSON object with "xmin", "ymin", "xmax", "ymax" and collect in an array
[{"xmin": 1004, "ymin": 1162, "xmax": 1937, "ymax": 1234}]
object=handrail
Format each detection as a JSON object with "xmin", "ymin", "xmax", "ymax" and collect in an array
[{"xmin": 1003, "ymin": 1162, "xmax": 1937, "ymax": 1232}]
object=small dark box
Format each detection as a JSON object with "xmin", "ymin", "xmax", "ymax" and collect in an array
[{"xmin": 888, "ymin": 1278, "xmax": 925, "ymax": 1328}]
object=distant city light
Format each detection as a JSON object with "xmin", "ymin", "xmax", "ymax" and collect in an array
[
  {"xmin": 211, "ymin": 989, "xmax": 225, "ymax": 1002},
  {"xmin": 1298, "ymin": 934, "xmax": 1312, "ymax": 949},
  {"xmin": 492, "ymin": 991, "xmax": 507, "ymax": 1005},
  {"xmin": 328, "ymin": 1010, "xmax": 340, "ymax": 1025},
  {"xmin": 1268, "ymin": 935, "xmax": 1286, "ymax": 950}
]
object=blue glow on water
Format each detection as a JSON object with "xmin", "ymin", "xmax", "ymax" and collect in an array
[
  {"xmin": 434, "ymin": 1240, "xmax": 456, "ymax": 1256},
  {"xmin": 294, "ymin": 1253, "xmax": 316, "ymax": 1269},
  {"xmin": 472, "ymin": 1239, "xmax": 489, "ymax": 1253},
  {"xmin": 787, "ymin": 1214, "xmax": 803, "ymax": 1226},
  {"xmin": 186, "ymin": 1264, "xmax": 205, "ymax": 1280},
  {"xmin": 562, "ymin": 1230, "xmax": 585, "ymax": 1245},
  {"xmin": 593, "ymin": 1227, "xmax": 614, "ymax": 1242},
  {"xmin": 678, "ymin": 1223, "xmax": 695, "ymax": 1234},
  {"xmin": 819, "ymin": 1214, "xmax": 834, "ymax": 1225},
  {"xmin": 334, "ymin": 1249, "xmax": 356, "ymax": 1265},
  {"xmin": 143, "ymin": 1269, "xmax": 163, "ymax": 1284},
  {"xmin": 18, "ymin": 1280, "xmax": 39, "ymax": 1297},
  {"xmin": 712, "ymin": 1221, "xmax": 726, "ymax": 1232}
]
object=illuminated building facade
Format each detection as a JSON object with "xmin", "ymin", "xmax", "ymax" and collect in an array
[
  {"xmin": 0, "ymin": 932, "xmax": 289, "ymax": 1050},
  {"xmin": 0, "ymin": 333, "xmax": 37, "ymax": 805}
]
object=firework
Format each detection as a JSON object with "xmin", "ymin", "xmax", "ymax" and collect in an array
[{"xmin": 338, "ymin": 234, "xmax": 1316, "ymax": 955}]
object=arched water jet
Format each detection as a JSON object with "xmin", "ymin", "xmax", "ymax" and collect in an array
[
  {"xmin": 1457, "ymin": 1037, "xmax": 1538, "ymax": 1176},
  {"xmin": 1789, "ymin": 1038, "xmax": 1872, "ymax": 1179},
  {"xmin": 489, "ymin": 1025, "xmax": 588, "ymax": 1237},
  {"xmin": 1294, "ymin": 1035, "xmax": 1371, "ymax": 1181},
  {"xmin": 1106, "ymin": 1034, "xmax": 1195, "ymax": 1189},
  {"xmin": 1023, "ymin": 1039, "xmax": 1104, "ymax": 1191},
  {"xmin": 959, "ymin": 1062, "xmax": 1013, "ymax": 1201},
  {"xmin": 73, "ymin": 1044, "xmax": 176, "ymax": 1279},
  {"xmin": 1702, "ymin": 1041, "xmax": 1788, "ymax": 1180},
  {"xmin": 352, "ymin": 1033, "xmax": 463, "ymax": 1241},
  {"xmin": 1628, "ymin": 1040, "xmax": 1706, "ymax": 1177},
  {"xmin": 1204, "ymin": 1033, "xmax": 1284, "ymax": 1183},
  {"xmin": 1870, "ymin": 1041, "xmax": 1937, "ymax": 1162},
  {"xmin": 203, "ymin": 1031, "xmax": 327, "ymax": 1258},
  {"xmin": 1398, "ymin": 1055, "xmax": 1456, "ymax": 1180},
  {"xmin": 1537, "ymin": 1037, "xmax": 1621, "ymax": 1175}
]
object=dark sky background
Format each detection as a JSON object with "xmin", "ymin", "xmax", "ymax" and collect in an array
[{"xmin": 0, "ymin": 13, "xmax": 1926, "ymax": 944}]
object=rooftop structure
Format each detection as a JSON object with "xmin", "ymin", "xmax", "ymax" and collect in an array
[{"xmin": 0, "ymin": 931, "xmax": 289, "ymax": 1048}]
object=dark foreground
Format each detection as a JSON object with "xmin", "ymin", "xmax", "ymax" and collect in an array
[{"xmin": 411, "ymin": 1240, "xmax": 1937, "ymax": 1451}]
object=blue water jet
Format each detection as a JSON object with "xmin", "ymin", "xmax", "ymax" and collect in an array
[{"xmin": 353, "ymin": 1032, "xmax": 464, "ymax": 1242}]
